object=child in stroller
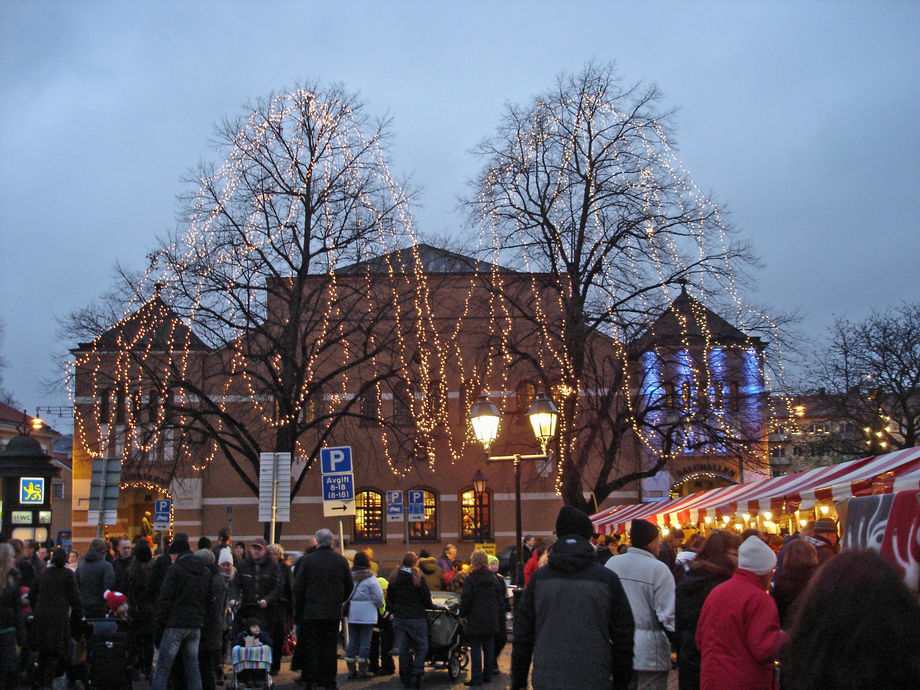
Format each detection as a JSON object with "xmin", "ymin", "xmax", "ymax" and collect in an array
[{"xmin": 230, "ymin": 618, "xmax": 273, "ymax": 688}]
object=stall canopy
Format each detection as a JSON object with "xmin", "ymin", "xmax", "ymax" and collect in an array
[{"xmin": 591, "ymin": 445, "xmax": 920, "ymax": 533}]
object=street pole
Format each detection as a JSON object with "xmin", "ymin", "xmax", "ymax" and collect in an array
[{"xmin": 514, "ymin": 455, "xmax": 524, "ymax": 584}]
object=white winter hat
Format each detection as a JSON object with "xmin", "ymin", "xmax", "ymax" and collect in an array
[
  {"xmin": 218, "ymin": 547, "xmax": 233, "ymax": 566},
  {"xmin": 738, "ymin": 536, "xmax": 776, "ymax": 576}
]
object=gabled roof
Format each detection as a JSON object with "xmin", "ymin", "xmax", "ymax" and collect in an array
[
  {"xmin": 74, "ymin": 295, "xmax": 209, "ymax": 353},
  {"xmin": 634, "ymin": 286, "xmax": 765, "ymax": 353},
  {"xmin": 338, "ymin": 243, "xmax": 515, "ymax": 275}
]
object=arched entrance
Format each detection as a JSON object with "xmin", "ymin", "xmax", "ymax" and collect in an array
[{"xmin": 671, "ymin": 472, "xmax": 735, "ymax": 498}]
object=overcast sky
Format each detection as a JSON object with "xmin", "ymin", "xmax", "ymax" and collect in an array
[{"xmin": 1, "ymin": 1, "xmax": 918, "ymax": 430}]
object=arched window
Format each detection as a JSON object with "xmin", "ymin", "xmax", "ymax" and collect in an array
[
  {"xmin": 115, "ymin": 390, "xmax": 126, "ymax": 424},
  {"xmin": 408, "ymin": 489, "xmax": 438, "ymax": 542},
  {"xmin": 460, "ymin": 487, "xmax": 491, "ymax": 541},
  {"xmin": 393, "ymin": 381, "xmax": 413, "ymax": 426},
  {"xmin": 354, "ymin": 490, "xmax": 384, "ymax": 543},
  {"xmin": 99, "ymin": 388, "xmax": 111, "ymax": 422}
]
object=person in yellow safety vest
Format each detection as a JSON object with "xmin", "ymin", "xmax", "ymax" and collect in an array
[{"xmin": 368, "ymin": 575, "xmax": 396, "ymax": 676}]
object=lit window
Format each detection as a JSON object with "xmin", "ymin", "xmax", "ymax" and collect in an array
[
  {"xmin": 408, "ymin": 489, "xmax": 438, "ymax": 541},
  {"xmin": 354, "ymin": 490, "xmax": 384, "ymax": 543},
  {"xmin": 460, "ymin": 488, "xmax": 491, "ymax": 541}
]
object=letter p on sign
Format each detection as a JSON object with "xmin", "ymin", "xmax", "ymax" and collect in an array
[{"xmin": 321, "ymin": 446, "xmax": 352, "ymax": 474}]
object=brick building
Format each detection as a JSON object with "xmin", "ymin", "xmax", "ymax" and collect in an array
[{"xmin": 70, "ymin": 246, "xmax": 768, "ymax": 562}]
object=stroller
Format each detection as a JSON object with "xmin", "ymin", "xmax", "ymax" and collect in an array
[
  {"xmin": 83, "ymin": 618, "xmax": 132, "ymax": 689},
  {"xmin": 424, "ymin": 591, "xmax": 468, "ymax": 680},
  {"xmin": 230, "ymin": 642, "xmax": 273, "ymax": 688}
]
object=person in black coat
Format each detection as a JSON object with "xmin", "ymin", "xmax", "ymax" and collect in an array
[
  {"xmin": 292, "ymin": 529, "xmax": 352, "ymax": 689},
  {"xmin": 0, "ymin": 544, "xmax": 23, "ymax": 690},
  {"xmin": 127, "ymin": 539, "xmax": 154, "ymax": 678},
  {"xmin": 674, "ymin": 530, "xmax": 740, "ymax": 690},
  {"xmin": 30, "ymin": 548, "xmax": 83, "ymax": 687},
  {"xmin": 75, "ymin": 537, "xmax": 116, "ymax": 618},
  {"xmin": 151, "ymin": 534, "xmax": 214, "ymax": 690},
  {"xmin": 228, "ymin": 538, "xmax": 282, "ymax": 635},
  {"xmin": 194, "ymin": 549, "xmax": 227, "ymax": 690},
  {"xmin": 460, "ymin": 550, "xmax": 506, "ymax": 687},
  {"xmin": 386, "ymin": 552, "xmax": 433, "ymax": 688},
  {"xmin": 771, "ymin": 538, "xmax": 818, "ymax": 628}
]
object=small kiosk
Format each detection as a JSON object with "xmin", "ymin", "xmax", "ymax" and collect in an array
[{"xmin": 0, "ymin": 431, "xmax": 61, "ymax": 543}]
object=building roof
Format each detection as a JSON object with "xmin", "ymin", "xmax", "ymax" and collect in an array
[
  {"xmin": 633, "ymin": 285, "xmax": 765, "ymax": 353},
  {"xmin": 338, "ymin": 243, "xmax": 515, "ymax": 275},
  {"xmin": 74, "ymin": 294, "xmax": 209, "ymax": 353}
]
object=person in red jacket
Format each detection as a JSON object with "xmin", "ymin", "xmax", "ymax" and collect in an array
[{"xmin": 695, "ymin": 536, "xmax": 786, "ymax": 690}]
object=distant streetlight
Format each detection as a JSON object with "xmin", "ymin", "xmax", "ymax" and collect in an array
[{"xmin": 469, "ymin": 390, "xmax": 558, "ymax": 583}]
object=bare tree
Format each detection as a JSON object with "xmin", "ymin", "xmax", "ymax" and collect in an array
[
  {"xmin": 0, "ymin": 320, "xmax": 20, "ymax": 407},
  {"xmin": 67, "ymin": 83, "xmax": 429, "ymax": 523},
  {"xmin": 467, "ymin": 63, "xmax": 772, "ymax": 512},
  {"xmin": 813, "ymin": 303, "xmax": 920, "ymax": 454}
]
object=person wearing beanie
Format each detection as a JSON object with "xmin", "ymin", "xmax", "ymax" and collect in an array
[
  {"xmin": 512, "ymin": 505, "xmax": 634, "ymax": 690},
  {"xmin": 696, "ymin": 536, "xmax": 786, "ymax": 689},
  {"xmin": 604, "ymin": 519, "xmax": 676, "ymax": 689},
  {"xmin": 804, "ymin": 518, "xmax": 839, "ymax": 564},
  {"xmin": 152, "ymin": 531, "xmax": 214, "ymax": 690},
  {"xmin": 104, "ymin": 589, "xmax": 129, "ymax": 618},
  {"xmin": 30, "ymin": 546, "xmax": 83, "ymax": 688}
]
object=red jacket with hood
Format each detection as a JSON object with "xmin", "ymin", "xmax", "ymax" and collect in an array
[{"xmin": 695, "ymin": 568, "xmax": 787, "ymax": 690}]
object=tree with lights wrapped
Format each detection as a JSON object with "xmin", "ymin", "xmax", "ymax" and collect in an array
[
  {"xmin": 68, "ymin": 83, "xmax": 443, "ymax": 530},
  {"xmin": 812, "ymin": 303, "xmax": 920, "ymax": 455},
  {"xmin": 467, "ymin": 63, "xmax": 775, "ymax": 512}
]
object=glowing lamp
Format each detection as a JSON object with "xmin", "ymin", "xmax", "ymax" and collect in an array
[
  {"xmin": 763, "ymin": 511, "xmax": 772, "ymax": 521},
  {"xmin": 527, "ymin": 392, "xmax": 558, "ymax": 453},
  {"xmin": 469, "ymin": 395, "xmax": 501, "ymax": 452}
]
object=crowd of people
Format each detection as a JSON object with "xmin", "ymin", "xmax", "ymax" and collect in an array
[
  {"xmin": 511, "ymin": 508, "xmax": 920, "ymax": 690},
  {"xmin": 1, "ymin": 507, "xmax": 919, "ymax": 690}
]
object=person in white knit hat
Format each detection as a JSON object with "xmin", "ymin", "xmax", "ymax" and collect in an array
[{"xmin": 695, "ymin": 536, "xmax": 787, "ymax": 689}]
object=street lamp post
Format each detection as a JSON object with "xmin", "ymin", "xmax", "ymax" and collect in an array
[{"xmin": 469, "ymin": 391, "xmax": 558, "ymax": 583}]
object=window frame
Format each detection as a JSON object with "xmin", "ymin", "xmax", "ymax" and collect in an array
[
  {"xmin": 353, "ymin": 488, "xmax": 385, "ymax": 544},
  {"xmin": 459, "ymin": 486, "xmax": 492, "ymax": 541}
]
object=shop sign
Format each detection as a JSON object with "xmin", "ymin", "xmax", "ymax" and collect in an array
[
  {"xmin": 11, "ymin": 511, "xmax": 32, "ymax": 525},
  {"xmin": 38, "ymin": 511, "xmax": 52, "ymax": 524},
  {"xmin": 20, "ymin": 477, "xmax": 45, "ymax": 504}
]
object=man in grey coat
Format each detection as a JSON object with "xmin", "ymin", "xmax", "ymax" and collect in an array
[
  {"xmin": 606, "ymin": 519, "xmax": 676, "ymax": 690},
  {"xmin": 75, "ymin": 537, "xmax": 115, "ymax": 617}
]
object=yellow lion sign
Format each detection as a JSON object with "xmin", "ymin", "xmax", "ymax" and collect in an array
[{"xmin": 20, "ymin": 477, "xmax": 45, "ymax": 504}]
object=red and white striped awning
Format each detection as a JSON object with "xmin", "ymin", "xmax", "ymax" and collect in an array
[{"xmin": 591, "ymin": 445, "xmax": 920, "ymax": 533}]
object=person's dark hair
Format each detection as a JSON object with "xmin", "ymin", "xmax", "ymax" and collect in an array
[
  {"xmin": 400, "ymin": 551, "xmax": 421, "ymax": 586},
  {"xmin": 783, "ymin": 538, "xmax": 817, "ymax": 573},
  {"xmin": 218, "ymin": 527, "xmax": 231, "ymax": 543},
  {"xmin": 784, "ymin": 550, "xmax": 920, "ymax": 689},
  {"xmin": 740, "ymin": 527, "xmax": 764, "ymax": 543},
  {"xmin": 691, "ymin": 530, "xmax": 741, "ymax": 576},
  {"xmin": 353, "ymin": 551, "xmax": 371, "ymax": 569},
  {"xmin": 198, "ymin": 536, "xmax": 212, "ymax": 550},
  {"xmin": 685, "ymin": 533, "xmax": 706, "ymax": 552},
  {"xmin": 418, "ymin": 549, "xmax": 431, "ymax": 558},
  {"xmin": 50, "ymin": 547, "xmax": 67, "ymax": 568}
]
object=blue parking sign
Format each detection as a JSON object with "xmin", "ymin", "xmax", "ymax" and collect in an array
[
  {"xmin": 322, "ymin": 473, "xmax": 355, "ymax": 501},
  {"xmin": 408, "ymin": 489, "xmax": 426, "ymax": 522},
  {"xmin": 321, "ymin": 446, "xmax": 352, "ymax": 474}
]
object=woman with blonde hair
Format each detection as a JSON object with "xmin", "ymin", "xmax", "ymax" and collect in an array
[
  {"xmin": 0, "ymin": 543, "xmax": 23, "ymax": 688},
  {"xmin": 387, "ymin": 552, "xmax": 433, "ymax": 688},
  {"xmin": 460, "ymin": 550, "xmax": 505, "ymax": 686}
]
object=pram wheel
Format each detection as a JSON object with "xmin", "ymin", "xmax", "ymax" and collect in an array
[{"xmin": 448, "ymin": 649, "xmax": 463, "ymax": 680}]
